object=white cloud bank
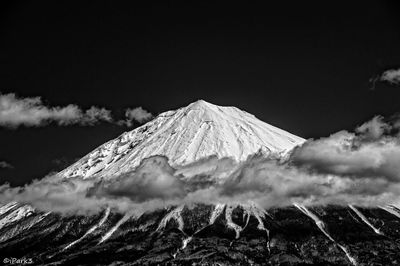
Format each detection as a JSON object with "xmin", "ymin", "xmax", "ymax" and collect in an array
[
  {"xmin": 1, "ymin": 153, "xmax": 399, "ymax": 215},
  {"xmin": 3, "ymin": 113, "xmax": 400, "ymax": 215}
]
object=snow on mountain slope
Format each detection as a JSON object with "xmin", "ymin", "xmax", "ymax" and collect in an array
[
  {"xmin": 59, "ymin": 100, "xmax": 305, "ymax": 179},
  {"xmin": 64, "ymin": 207, "xmax": 110, "ymax": 250},
  {"xmin": 0, "ymin": 204, "xmax": 35, "ymax": 230}
]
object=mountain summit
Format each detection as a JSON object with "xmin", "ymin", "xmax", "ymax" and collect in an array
[{"xmin": 60, "ymin": 100, "xmax": 304, "ymax": 178}]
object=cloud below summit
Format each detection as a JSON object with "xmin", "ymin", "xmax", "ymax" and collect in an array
[
  {"xmin": 2, "ymin": 144, "xmax": 400, "ymax": 215},
  {"xmin": 290, "ymin": 115, "xmax": 400, "ymax": 182}
]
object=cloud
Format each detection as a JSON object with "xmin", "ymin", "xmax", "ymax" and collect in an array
[
  {"xmin": 2, "ymin": 151, "xmax": 400, "ymax": 215},
  {"xmin": 355, "ymin": 115, "xmax": 390, "ymax": 140},
  {"xmin": 0, "ymin": 157, "xmax": 185, "ymax": 215},
  {"xmin": 0, "ymin": 161, "xmax": 13, "ymax": 169},
  {"xmin": 0, "ymin": 175, "xmax": 113, "ymax": 215},
  {"xmin": 0, "ymin": 93, "xmax": 112, "ymax": 128},
  {"xmin": 0, "ymin": 92, "xmax": 154, "ymax": 129},
  {"xmin": 211, "ymin": 156, "xmax": 397, "ymax": 208},
  {"xmin": 119, "ymin": 107, "xmax": 153, "ymax": 126},
  {"xmin": 91, "ymin": 156, "xmax": 185, "ymax": 202},
  {"xmin": 81, "ymin": 106, "xmax": 112, "ymax": 125},
  {"xmin": 371, "ymin": 68, "xmax": 400, "ymax": 89},
  {"xmin": 290, "ymin": 116, "xmax": 400, "ymax": 182},
  {"xmin": 92, "ymin": 153, "xmax": 400, "ymax": 209},
  {"xmin": 3, "ymin": 115, "xmax": 400, "ymax": 215},
  {"xmin": 380, "ymin": 68, "xmax": 400, "ymax": 85}
]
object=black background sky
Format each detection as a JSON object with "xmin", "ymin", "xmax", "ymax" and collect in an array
[{"xmin": 1, "ymin": 1, "xmax": 400, "ymax": 186}]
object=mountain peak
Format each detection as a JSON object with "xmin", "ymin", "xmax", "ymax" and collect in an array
[
  {"xmin": 186, "ymin": 99, "xmax": 218, "ymax": 110},
  {"xmin": 183, "ymin": 100, "xmax": 255, "ymax": 122},
  {"xmin": 190, "ymin": 99, "xmax": 210, "ymax": 106},
  {"xmin": 60, "ymin": 102, "xmax": 305, "ymax": 179}
]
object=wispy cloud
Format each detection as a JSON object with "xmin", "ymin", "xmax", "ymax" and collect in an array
[
  {"xmin": 0, "ymin": 161, "xmax": 13, "ymax": 169},
  {"xmin": 380, "ymin": 68, "xmax": 400, "ymax": 85},
  {"xmin": 0, "ymin": 93, "xmax": 112, "ymax": 128},
  {"xmin": 370, "ymin": 68, "xmax": 400, "ymax": 89},
  {"xmin": 0, "ymin": 92, "xmax": 153, "ymax": 129},
  {"xmin": 118, "ymin": 107, "xmax": 153, "ymax": 127}
]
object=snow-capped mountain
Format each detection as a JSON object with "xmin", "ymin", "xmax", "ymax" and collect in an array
[
  {"xmin": 59, "ymin": 100, "xmax": 305, "ymax": 179},
  {"xmin": 3, "ymin": 101, "xmax": 400, "ymax": 265}
]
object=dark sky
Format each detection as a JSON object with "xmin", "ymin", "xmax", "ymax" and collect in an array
[{"xmin": 1, "ymin": 1, "xmax": 400, "ymax": 186}]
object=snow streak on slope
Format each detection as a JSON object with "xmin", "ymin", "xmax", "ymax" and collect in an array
[
  {"xmin": 294, "ymin": 204, "xmax": 334, "ymax": 241},
  {"xmin": 209, "ymin": 204, "xmax": 225, "ymax": 224},
  {"xmin": 294, "ymin": 204, "xmax": 357, "ymax": 266},
  {"xmin": 337, "ymin": 245, "xmax": 358, "ymax": 266},
  {"xmin": 225, "ymin": 205, "xmax": 242, "ymax": 239},
  {"xmin": 157, "ymin": 205, "xmax": 185, "ymax": 232},
  {"xmin": 181, "ymin": 236, "xmax": 192, "ymax": 250},
  {"xmin": 244, "ymin": 203, "xmax": 271, "ymax": 253},
  {"xmin": 60, "ymin": 100, "xmax": 304, "ymax": 179},
  {"xmin": 242, "ymin": 210, "xmax": 251, "ymax": 230},
  {"xmin": 174, "ymin": 204, "xmax": 266, "ymax": 255},
  {"xmin": 64, "ymin": 207, "xmax": 110, "ymax": 250},
  {"xmin": 378, "ymin": 205, "xmax": 400, "ymax": 219},
  {"xmin": 245, "ymin": 203, "xmax": 270, "ymax": 232},
  {"xmin": 99, "ymin": 213, "xmax": 131, "ymax": 244},
  {"xmin": 348, "ymin": 205, "xmax": 383, "ymax": 235},
  {"xmin": 0, "ymin": 202, "xmax": 18, "ymax": 216},
  {"xmin": 210, "ymin": 203, "xmax": 270, "ymax": 240}
]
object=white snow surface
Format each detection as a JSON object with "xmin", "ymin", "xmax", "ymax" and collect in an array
[
  {"xmin": 0, "ymin": 202, "xmax": 18, "ymax": 216},
  {"xmin": 59, "ymin": 100, "xmax": 304, "ymax": 179},
  {"xmin": 0, "ymin": 205, "xmax": 35, "ymax": 230}
]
